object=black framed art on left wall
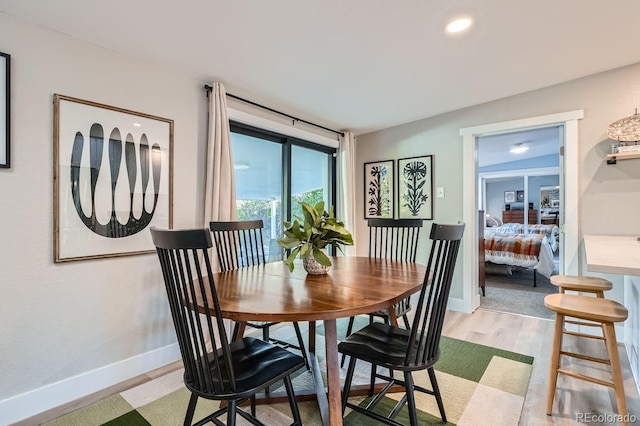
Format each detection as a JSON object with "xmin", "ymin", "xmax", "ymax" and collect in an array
[{"xmin": 0, "ymin": 51, "xmax": 10, "ymax": 168}]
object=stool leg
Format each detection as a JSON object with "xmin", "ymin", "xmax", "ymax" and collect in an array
[
  {"xmin": 603, "ymin": 322, "xmax": 628, "ymax": 424},
  {"xmin": 547, "ymin": 313, "xmax": 565, "ymax": 415}
]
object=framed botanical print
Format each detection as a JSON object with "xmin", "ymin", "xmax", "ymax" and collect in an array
[
  {"xmin": 54, "ymin": 94, "xmax": 173, "ymax": 262},
  {"xmin": 364, "ymin": 160, "xmax": 394, "ymax": 219},
  {"xmin": 397, "ymin": 155, "xmax": 433, "ymax": 220}
]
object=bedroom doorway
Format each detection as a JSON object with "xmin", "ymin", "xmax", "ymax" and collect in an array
[
  {"xmin": 478, "ymin": 160, "xmax": 561, "ymax": 319},
  {"xmin": 460, "ymin": 110, "xmax": 583, "ymax": 315}
]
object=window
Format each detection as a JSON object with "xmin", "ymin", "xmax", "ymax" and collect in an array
[{"xmin": 230, "ymin": 123, "xmax": 336, "ymax": 260}]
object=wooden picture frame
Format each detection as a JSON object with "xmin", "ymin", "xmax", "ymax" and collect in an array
[
  {"xmin": 0, "ymin": 52, "xmax": 9, "ymax": 168},
  {"xmin": 364, "ymin": 160, "xmax": 394, "ymax": 219},
  {"xmin": 397, "ymin": 155, "xmax": 433, "ymax": 219},
  {"xmin": 53, "ymin": 94, "xmax": 173, "ymax": 262}
]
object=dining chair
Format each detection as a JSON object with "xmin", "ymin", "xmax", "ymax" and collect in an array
[
  {"xmin": 338, "ymin": 222, "xmax": 465, "ymax": 426},
  {"xmin": 340, "ymin": 218, "xmax": 423, "ymax": 367},
  {"xmin": 209, "ymin": 220, "xmax": 309, "ymax": 369},
  {"xmin": 150, "ymin": 227, "xmax": 304, "ymax": 426}
]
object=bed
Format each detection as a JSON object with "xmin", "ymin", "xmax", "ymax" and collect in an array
[
  {"xmin": 484, "ymin": 222, "xmax": 559, "ymax": 252},
  {"xmin": 484, "ymin": 232, "xmax": 555, "ymax": 284}
]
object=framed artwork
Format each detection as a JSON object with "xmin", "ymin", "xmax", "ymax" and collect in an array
[
  {"xmin": 0, "ymin": 51, "xmax": 9, "ymax": 168},
  {"xmin": 504, "ymin": 190, "xmax": 515, "ymax": 203},
  {"xmin": 364, "ymin": 160, "xmax": 394, "ymax": 219},
  {"xmin": 516, "ymin": 190, "xmax": 525, "ymax": 202},
  {"xmin": 54, "ymin": 94, "xmax": 173, "ymax": 262},
  {"xmin": 398, "ymin": 155, "xmax": 433, "ymax": 219}
]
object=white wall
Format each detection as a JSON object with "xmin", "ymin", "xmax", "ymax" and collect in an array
[
  {"xmin": 0, "ymin": 13, "xmax": 208, "ymax": 423},
  {"xmin": 356, "ymin": 61, "xmax": 640, "ymax": 302}
]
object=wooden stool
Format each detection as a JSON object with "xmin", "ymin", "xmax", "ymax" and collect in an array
[
  {"xmin": 550, "ymin": 274, "xmax": 612, "ymax": 298},
  {"xmin": 544, "ymin": 293, "xmax": 628, "ymax": 424}
]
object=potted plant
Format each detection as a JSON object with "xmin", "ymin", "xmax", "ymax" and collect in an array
[{"xmin": 277, "ymin": 201, "xmax": 353, "ymax": 274}]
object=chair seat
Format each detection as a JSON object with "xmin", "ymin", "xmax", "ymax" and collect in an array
[
  {"xmin": 338, "ymin": 322, "xmax": 436, "ymax": 371},
  {"xmin": 187, "ymin": 337, "xmax": 305, "ymax": 399},
  {"xmin": 544, "ymin": 294, "xmax": 628, "ymax": 323},
  {"xmin": 550, "ymin": 275, "xmax": 612, "ymax": 292}
]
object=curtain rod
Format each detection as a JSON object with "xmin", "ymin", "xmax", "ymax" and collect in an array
[{"xmin": 204, "ymin": 84, "xmax": 344, "ymax": 137}]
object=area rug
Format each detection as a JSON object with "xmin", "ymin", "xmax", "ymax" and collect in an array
[{"xmin": 43, "ymin": 319, "xmax": 534, "ymax": 426}]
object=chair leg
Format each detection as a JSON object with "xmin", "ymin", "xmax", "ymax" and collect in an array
[
  {"xmin": 284, "ymin": 374, "xmax": 303, "ymax": 425},
  {"xmin": 404, "ymin": 371, "xmax": 419, "ymax": 426},
  {"xmin": 603, "ymin": 322, "xmax": 628, "ymax": 423},
  {"xmin": 184, "ymin": 393, "xmax": 198, "ymax": 426},
  {"xmin": 369, "ymin": 363, "xmax": 377, "ymax": 396},
  {"xmin": 547, "ymin": 313, "xmax": 565, "ymax": 415},
  {"xmin": 428, "ymin": 367, "xmax": 447, "ymax": 423},
  {"xmin": 250, "ymin": 395, "xmax": 256, "ymax": 417},
  {"xmin": 342, "ymin": 357, "xmax": 357, "ymax": 414},
  {"xmin": 340, "ymin": 317, "xmax": 356, "ymax": 367},
  {"xmin": 262, "ymin": 325, "xmax": 270, "ymax": 342},
  {"xmin": 226, "ymin": 400, "xmax": 237, "ymax": 426},
  {"xmin": 232, "ymin": 321, "xmax": 240, "ymax": 341},
  {"xmin": 293, "ymin": 322, "xmax": 310, "ymax": 370}
]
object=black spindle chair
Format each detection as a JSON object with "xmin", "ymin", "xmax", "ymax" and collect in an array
[
  {"xmin": 209, "ymin": 220, "xmax": 309, "ymax": 370},
  {"xmin": 150, "ymin": 227, "xmax": 304, "ymax": 426},
  {"xmin": 338, "ymin": 222, "xmax": 465, "ymax": 426},
  {"xmin": 340, "ymin": 219, "xmax": 423, "ymax": 368}
]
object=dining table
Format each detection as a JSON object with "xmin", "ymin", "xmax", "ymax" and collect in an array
[{"xmin": 193, "ymin": 255, "xmax": 426, "ymax": 426}]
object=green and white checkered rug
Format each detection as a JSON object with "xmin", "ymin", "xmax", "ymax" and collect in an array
[{"xmin": 44, "ymin": 319, "xmax": 534, "ymax": 425}]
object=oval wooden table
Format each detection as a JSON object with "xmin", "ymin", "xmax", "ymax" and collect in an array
[{"xmin": 195, "ymin": 256, "xmax": 426, "ymax": 426}]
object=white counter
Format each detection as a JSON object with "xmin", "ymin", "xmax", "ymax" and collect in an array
[
  {"xmin": 584, "ymin": 234, "xmax": 640, "ymax": 276},
  {"xmin": 584, "ymin": 234, "xmax": 640, "ymax": 394}
]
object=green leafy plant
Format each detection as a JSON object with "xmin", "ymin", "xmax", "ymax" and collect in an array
[{"xmin": 277, "ymin": 201, "xmax": 353, "ymax": 272}]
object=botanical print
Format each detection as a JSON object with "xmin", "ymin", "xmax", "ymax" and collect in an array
[
  {"xmin": 364, "ymin": 160, "xmax": 393, "ymax": 218},
  {"xmin": 398, "ymin": 155, "xmax": 433, "ymax": 219}
]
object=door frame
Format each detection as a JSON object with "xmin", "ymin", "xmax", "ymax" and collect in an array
[{"xmin": 459, "ymin": 110, "xmax": 584, "ymax": 313}]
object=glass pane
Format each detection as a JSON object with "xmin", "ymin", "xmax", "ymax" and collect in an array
[
  {"xmin": 230, "ymin": 132, "xmax": 282, "ymax": 260},
  {"xmin": 291, "ymin": 145, "xmax": 330, "ymax": 219}
]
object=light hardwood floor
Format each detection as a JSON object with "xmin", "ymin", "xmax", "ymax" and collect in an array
[{"xmin": 16, "ymin": 308, "xmax": 640, "ymax": 425}]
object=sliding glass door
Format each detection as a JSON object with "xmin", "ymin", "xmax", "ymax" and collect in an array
[{"xmin": 230, "ymin": 123, "xmax": 336, "ymax": 260}]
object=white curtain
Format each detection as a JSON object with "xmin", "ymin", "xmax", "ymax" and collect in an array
[
  {"xmin": 337, "ymin": 131, "xmax": 357, "ymax": 255},
  {"xmin": 204, "ymin": 82, "xmax": 237, "ymax": 226},
  {"xmin": 203, "ymin": 82, "xmax": 236, "ymax": 344}
]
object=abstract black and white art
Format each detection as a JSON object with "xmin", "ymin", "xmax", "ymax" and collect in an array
[
  {"xmin": 54, "ymin": 95, "xmax": 173, "ymax": 262},
  {"xmin": 364, "ymin": 160, "xmax": 394, "ymax": 219},
  {"xmin": 0, "ymin": 51, "xmax": 9, "ymax": 168},
  {"xmin": 398, "ymin": 155, "xmax": 433, "ymax": 220}
]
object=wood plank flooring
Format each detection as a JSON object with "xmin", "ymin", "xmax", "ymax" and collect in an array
[{"xmin": 16, "ymin": 308, "xmax": 640, "ymax": 425}]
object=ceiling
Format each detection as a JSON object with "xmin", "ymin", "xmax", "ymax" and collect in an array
[
  {"xmin": 2, "ymin": 1, "xmax": 640, "ymax": 135},
  {"xmin": 477, "ymin": 126, "xmax": 561, "ymax": 168}
]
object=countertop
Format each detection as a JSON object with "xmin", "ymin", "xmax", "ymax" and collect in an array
[{"xmin": 584, "ymin": 234, "xmax": 640, "ymax": 276}]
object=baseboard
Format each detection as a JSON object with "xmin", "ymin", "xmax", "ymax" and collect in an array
[
  {"xmin": 447, "ymin": 297, "xmax": 465, "ymax": 312},
  {"xmin": 0, "ymin": 343, "xmax": 180, "ymax": 425}
]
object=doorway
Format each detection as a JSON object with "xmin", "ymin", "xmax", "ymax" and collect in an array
[
  {"xmin": 476, "ymin": 127, "xmax": 562, "ymax": 319},
  {"xmin": 458, "ymin": 110, "xmax": 584, "ymax": 314}
]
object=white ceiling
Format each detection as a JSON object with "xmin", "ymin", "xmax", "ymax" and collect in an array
[
  {"xmin": 2, "ymin": 1, "xmax": 640, "ymax": 135},
  {"xmin": 477, "ymin": 126, "xmax": 561, "ymax": 168}
]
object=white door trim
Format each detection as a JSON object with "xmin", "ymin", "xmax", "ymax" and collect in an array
[{"xmin": 459, "ymin": 110, "xmax": 584, "ymax": 313}]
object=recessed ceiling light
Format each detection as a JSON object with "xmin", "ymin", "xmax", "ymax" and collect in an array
[
  {"xmin": 446, "ymin": 17, "xmax": 472, "ymax": 34},
  {"xmin": 509, "ymin": 143, "xmax": 529, "ymax": 154}
]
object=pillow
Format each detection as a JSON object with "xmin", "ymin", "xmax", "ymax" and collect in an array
[{"xmin": 486, "ymin": 217, "xmax": 499, "ymax": 228}]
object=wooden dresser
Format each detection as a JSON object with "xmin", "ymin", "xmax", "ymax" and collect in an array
[{"xmin": 502, "ymin": 209, "xmax": 537, "ymax": 224}]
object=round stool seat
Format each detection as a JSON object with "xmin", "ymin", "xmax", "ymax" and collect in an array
[
  {"xmin": 544, "ymin": 293, "xmax": 628, "ymax": 323},
  {"xmin": 550, "ymin": 275, "xmax": 612, "ymax": 293}
]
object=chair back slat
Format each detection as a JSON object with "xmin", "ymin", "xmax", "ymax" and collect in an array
[
  {"xmin": 407, "ymin": 223, "xmax": 465, "ymax": 366},
  {"xmin": 209, "ymin": 220, "xmax": 266, "ymax": 272},
  {"xmin": 368, "ymin": 218, "xmax": 423, "ymax": 261},
  {"xmin": 151, "ymin": 227, "xmax": 236, "ymax": 395}
]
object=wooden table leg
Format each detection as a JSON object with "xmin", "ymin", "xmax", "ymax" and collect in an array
[{"xmin": 323, "ymin": 318, "xmax": 342, "ymax": 426}]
